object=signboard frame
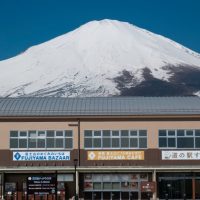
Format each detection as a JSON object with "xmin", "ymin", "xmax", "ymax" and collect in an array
[
  {"xmin": 87, "ymin": 151, "xmax": 144, "ymax": 160},
  {"xmin": 141, "ymin": 181, "xmax": 156, "ymax": 193},
  {"xmin": 162, "ymin": 151, "xmax": 200, "ymax": 160},
  {"xmin": 27, "ymin": 174, "xmax": 57, "ymax": 196},
  {"xmin": 13, "ymin": 151, "xmax": 70, "ymax": 161}
]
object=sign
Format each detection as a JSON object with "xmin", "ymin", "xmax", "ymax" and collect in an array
[
  {"xmin": 141, "ymin": 181, "xmax": 156, "ymax": 193},
  {"xmin": 162, "ymin": 151, "xmax": 200, "ymax": 160},
  {"xmin": 87, "ymin": 151, "xmax": 144, "ymax": 160},
  {"xmin": 5, "ymin": 183, "xmax": 16, "ymax": 192},
  {"xmin": 13, "ymin": 151, "xmax": 70, "ymax": 161},
  {"xmin": 27, "ymin": 175, "xmax": 56, "ymax": 195}
]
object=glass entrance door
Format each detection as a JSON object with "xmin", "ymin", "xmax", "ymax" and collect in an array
[
  {"xmin": 93, "ymin": 192, "xmax": 102, "ymax": 200},
  {"xmin": 112, "ymin": 192, "xmax": 120, "ymax": 200},
  {"xmin": 121, "ymin": 192, "xmax": 129, "ymax": 200},
  {"xmin": 103, "ymin": 192, "xmax": 111, "ymax": 200},
  {"xmin": 158, "ymin": 178, "xmax": 192, "ymax": 199},
  {"xmin": 130, "ymin": 192, "xmax": 138, "ymax": 200}
]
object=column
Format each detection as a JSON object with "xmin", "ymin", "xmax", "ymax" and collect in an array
[
  {"xmin": 152, "ymin": 170, "xmax": 157, "ymax": 200},
  {"xmin": 192, "ymin": 173, "xmax": 195, "ymax": 200},
  {"xmin": 76, "ymin": 170, "xmax": 79, "ymax": 197},
  {"xmin": 1, "ymin": 172, "xmax": 4, "ymax": 200}
]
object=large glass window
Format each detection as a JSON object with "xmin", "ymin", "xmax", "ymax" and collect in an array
[
  {"xmin": 158, "ymin": 173, "xmax": 193, "ymax": 199},
  {"xmin": 10, "ymin": 130, "xmax": 73, "ymax": 149},
  {"xmin": 159, "ymin": 129, "xmax": 200, "ymax": 148},
  {"xmin": 84, "ymin": 173, "xmax": 148, "ymax": 192},
  {"xmin": 84, "ymin": 130, "xmax": 147, "ymax": 149}
]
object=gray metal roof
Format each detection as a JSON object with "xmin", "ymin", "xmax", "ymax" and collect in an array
[{"xmin": 0, "ymin": 97, "xmax": 200, "ymax": 117}]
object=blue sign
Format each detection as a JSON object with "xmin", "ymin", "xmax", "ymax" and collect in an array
[{"xmin": 13, "ymin": 151, "xmax": 70, "ymax": 161}]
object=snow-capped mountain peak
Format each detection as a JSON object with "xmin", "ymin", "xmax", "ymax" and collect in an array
[{"xmin": 0, "ymin": 19, "xmax": 200, "ymax": 97}]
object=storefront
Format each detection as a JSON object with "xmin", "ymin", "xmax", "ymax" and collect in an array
[
  {"xmin": 3, "ymin": 173, "xmax": 75, "ymax": 200},
  {"xmin": 158, "ymin": 172, "xmax": 200, "ymax": 200},
  {"xmin": 81, "ymin": 173, "xmax": 154, "ymax": 200}
]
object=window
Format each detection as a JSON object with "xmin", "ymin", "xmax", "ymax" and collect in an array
[
  {"xmin": 84, "ymin": 130, "xmax": 147, "ymax": 149},
  {"xmin": 84, "ymin": 130, "xmax": 93, "ymax": 148},
  {"xmin": 37, "ymin": 131, "xmax": 45, "ymax": 148},
  {"xmin": 10, "ymin": 131, "xmax": 18, "ymax": 148},
  {"xmin": 102, "ymin": 130, "xmax": 111, "ymax": 148},
  {"xmin": 65, "ymin": 130, "xmax": 73, "ymax": 149},
  {"xmin": 159, "ymin": 129, "xmax": 200, "ymax": 149},
  {"xmin": 10, "ymin": 130, "xmax": 73, "ymax": 149},
  {"xmin": 139, "ymin": 130, "xmax": 147, "ymax": 148},
  {"xmin": 93, "ymin": 182, "xmax": 102, "ymax": 190},
  {"xmin": 112, "ymin": 131, "xmax": 120, "ymax": 148},
  {"xmin": 84, "ymin": 173, "xmax": 148, "ymax": 192},
  {"xmin": 121, "ymin": 130, "xmax": 129, "ymax": 148},
  {"xmin": 93, "ymin": 131, "xmax": 101, "ymax": 148}
]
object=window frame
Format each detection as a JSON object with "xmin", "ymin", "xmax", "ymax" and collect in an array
[
  {"xmin": 158, "ymin": 129, "xmax": 200, "ymax": 149},
  {"xmin": 9, "ymin": 130, "xmax": 73, "ymax": 150},
  {"xmin": 84, "ymin": 129, "xmax": 147, "ymax": 149}
]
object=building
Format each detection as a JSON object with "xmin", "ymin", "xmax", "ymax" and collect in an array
[{"xmin": 0, "ymin": 96, "xmax": 200, "ymax": 200}]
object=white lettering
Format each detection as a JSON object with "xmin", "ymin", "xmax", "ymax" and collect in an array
[{"xmin": 13, "ymin": 151, "xmax": 70, "ymax": 161}]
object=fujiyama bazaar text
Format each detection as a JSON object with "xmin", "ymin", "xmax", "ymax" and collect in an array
[{"xmin": 13, "ymin": 151, "xmax": 70, "ymax": 161}]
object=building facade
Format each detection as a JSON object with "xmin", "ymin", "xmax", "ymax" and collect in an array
[{"xmin": 0, "ymin": 97, "xmax": 200, "ymax": 200}]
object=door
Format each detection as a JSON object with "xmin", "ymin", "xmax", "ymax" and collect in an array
[
  {"xmin": 103, "ymin": 192, "xmax": 111, "ymax": 200},
  {"xmin": 112, "ymin": 192, "xmax": 120, "ymax": 200},
  {"xmin": 93, "ymin": 192, "xmax": 101, "ymax": 200},
  {"xmin": 121, "ymin": 192, "xmax": 129, "ymax": 200}
]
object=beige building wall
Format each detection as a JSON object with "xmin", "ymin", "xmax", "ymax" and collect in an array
[
  {"xmin": 0, "ymin": 120, "xmax": 199, "ymax": 150},
  {"xmin": 80, "ymin": 120, "xmax": 200, "ymax": 149},
  {"xmin": 0, "ymin": 122, "xmax": 78, "ymax": 149}
]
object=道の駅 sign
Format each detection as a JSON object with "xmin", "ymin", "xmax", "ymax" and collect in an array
[{"xmin": 162, "ymin": 151, "xmax": 200, "ymax": 160}]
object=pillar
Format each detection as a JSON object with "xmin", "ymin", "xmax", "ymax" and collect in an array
[
  {"xmin": 192, "ymin": 173, "xmax": 195, "ymax": 200},
  {"xmin": 152, "ymin": 170, "xmax": 157, "ymax": 200},
  {"xmin": 1, "ymin": 172, "xmax": 4, "ymax": 200},
  {"xmin": 76, "ymin": 170, "xmax": 79, "ymax": 197}
]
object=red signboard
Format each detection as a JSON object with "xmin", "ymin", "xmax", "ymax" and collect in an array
[{"xmin": 141, "ymin": 181, "xmax": 156, "ymax": 193}]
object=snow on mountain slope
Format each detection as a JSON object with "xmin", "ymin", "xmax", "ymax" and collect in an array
[{"xmin": 0, "ymin": 19, "xmax": 200, "ymax": 97}]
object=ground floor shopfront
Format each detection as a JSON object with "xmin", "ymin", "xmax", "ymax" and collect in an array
[
  {"xmin": 0, "ymin": 172, "xmax": 75, "ymax": 200},
  {"xmin": 157, "ymin": 172, "xmax": 200, "ymax": 200},
  {"xmin": 1, "ymin": 169, "xmax": 200, "ymax": 200},
  {"xmin": 80, "ymin": 172, "xmax": 153, "ymax": 200}
]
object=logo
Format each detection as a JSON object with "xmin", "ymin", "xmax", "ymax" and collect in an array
[
  {"xmin": 14, "ymin": 152, "xmax": 21, "ymax": 160},
  {"xmin": 88, "ymin": 152, "xmax": 96, "ymax": 160}
]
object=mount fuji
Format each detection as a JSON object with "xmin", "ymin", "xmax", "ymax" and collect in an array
[{"xmin": 1, "ymin": 19, "xmax": 200, "ymax": 97}]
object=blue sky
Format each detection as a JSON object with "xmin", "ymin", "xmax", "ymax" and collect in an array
[{"xmin": 0, "ymin": 0, "xmax": 200, "ymax": 60}]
